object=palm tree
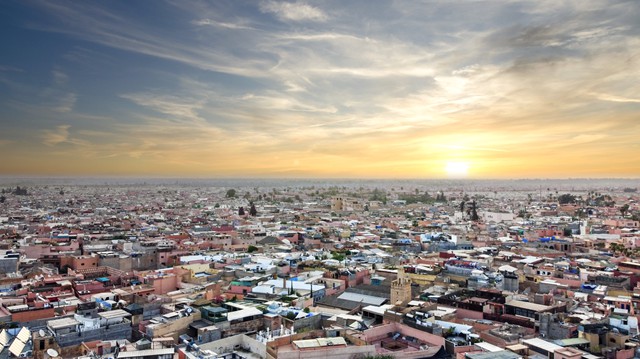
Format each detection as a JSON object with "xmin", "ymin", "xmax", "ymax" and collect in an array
[{"xmin": 620, "ymin": 204, "xmax": 630, "ymax": 217}]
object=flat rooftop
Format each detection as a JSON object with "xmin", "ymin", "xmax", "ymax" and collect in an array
[
  {"xmin": 98, "ymin": 309, "xmax": 130, "ymax": 320},
  {"xmin": 506, "ymin": 300, "xmax": 552, "ymax": 312},
  {"xmin": 48, "ymin": 317, "xmax": 80, "ymax": 329}
]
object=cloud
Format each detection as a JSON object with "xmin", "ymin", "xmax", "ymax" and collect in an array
[
  {"xmin": 54, "ymin": 92, "xmax": 77, "ymax": 113},
  {"xmin": 593, "ymin": 93, "xmax": 640, "ymax": 103},
  {"xmin": 192, "ymin": 18, "xmax": 254, "ymax": 30},
  {"xmin": 42, "ymin": 125, "xmax": 71, "ymax": 146},
  {"xmin": 26, "ymin": 2, "xmax": 276, "ymax": 79},
  {"xmin": 5, "ymin": 0, "xmax": 640, "ymax": 177},
  {"xmin": 259, "ymin": 1, "xmax": 328, "ymax": 22},
  {"xmin": 120, "ymin": 92, "xmax": 205, "ymax": 123},
  {"xmin": 0, "ymin": 65, "xmax": 23, "ymax": 72},
  {"xmin": 52, "ymin": 69, "xmax": 68, "ymax": 85}
]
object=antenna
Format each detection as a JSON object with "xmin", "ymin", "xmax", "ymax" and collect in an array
[
  {"xmin": 46, "ymin": 348, "xmax": 59, "ymax": 358},
  {"xmin": 39, "ymin": 329, "xmax": 46, "ymax": 337}
]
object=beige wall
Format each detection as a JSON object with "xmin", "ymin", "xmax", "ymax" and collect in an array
[
  {"xmin": 276, "ymin": 345, "xmax": 376, "ymax": 359},
  {"xmin": 364, "ymin": 322, "xmax": 445, "ymax": 346},
  {"xmin": 147, "ymin": 311, "xmax": 201, "ymax": 341}
]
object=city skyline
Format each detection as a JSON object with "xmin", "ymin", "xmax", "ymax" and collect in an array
[{"xmin": 1, "ymin": 1, "xmax": 639, "ymax": 179}]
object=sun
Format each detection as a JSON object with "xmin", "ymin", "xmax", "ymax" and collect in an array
[{"xmin": 445, "ymin": 161, "xmax": 470, "ymax": 178}]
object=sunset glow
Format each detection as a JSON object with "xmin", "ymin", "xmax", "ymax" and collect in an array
[
  {"xmin": 445, "ymin": 162, "xmax": 470, "ymax": 178},
  {"xmin": 1, "ymin": 1, "xmax": 639, "ymax": 178}
]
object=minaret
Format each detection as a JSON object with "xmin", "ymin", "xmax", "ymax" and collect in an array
[{"xmin": 390, "ymin": 267, "xmax": 412, "ymax": 305}]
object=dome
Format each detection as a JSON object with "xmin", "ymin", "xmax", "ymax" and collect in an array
[{"xmin": 267, "ymin": 302, "xmax": 281, "ymax": 313}]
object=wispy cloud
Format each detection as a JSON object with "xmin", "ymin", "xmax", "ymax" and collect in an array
[
  {"xmin": 51, "ymin": 69, "xmax": 68, "ymax": 85},
  {"xmin": 42, "ymin": 125, "xmax": 71, "ymax": 146},
  {"xmin": 259, "ymin": 1, "xmax": 328, "ymax": 22},
  {"xmin": 192, "ymin": 18, "xmax": 254, "ymax": 30},
  {"xmin": 54, "ymin": 92, "xmax": 77, "ymax": 113},
  {"xmin": 0, "ymin": 65, "xmax": 23, "ymax": 72},
  {"xmin": 120, "ymin": 92, "xmax": 206, "ymax": 123},
  {"xmin": 593, "ymin": 93, "xmax": 640, "ymax": 103}
]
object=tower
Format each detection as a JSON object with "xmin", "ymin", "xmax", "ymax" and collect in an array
[{"xmin": 390, "ymin": 268, "xmax": 412, "ymax": 305}]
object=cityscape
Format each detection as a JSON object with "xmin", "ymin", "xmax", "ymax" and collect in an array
[
  {"xmin": 0, "ymin": 178, "xmax": 639, "ymax": 359},
  {"xmin": 1, "ymin": 1, "xmax": 640, "ymax": 359}
]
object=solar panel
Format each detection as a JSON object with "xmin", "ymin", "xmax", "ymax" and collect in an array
[
  {"xmin": 0, "ymin": 329, "xmax": 10, "ymax": 347},
  {"xmin": 16, "ymin": 327, "xmax": 30, "ymax": 343},
  {"xmin": 8, "ymin": 338, "xmax": 25, "ymax": 357}
]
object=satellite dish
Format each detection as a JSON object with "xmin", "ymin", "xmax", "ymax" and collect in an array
[
  {"xmin": 46, "ymin": 348, "xmax": 59, "ymax": 358},
  {"xmin": 39, "ymin": 329, "xmax": 46, "ymax": 337}
]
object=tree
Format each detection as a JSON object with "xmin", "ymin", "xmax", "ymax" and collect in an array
[
  {"xmin": 370, "ymin": 188, "xmax": 387, "ymax": 204},
  {"xmin": 620, "ymin": 204, "xmax": 630, "ymax": 217},
  {"xmin": 0, "ymin": 196, "xmax": 5, "ymax": 204},
  {"xmin": 247, "ymin": 245, "xmax": 258, "ymax": 253},
  {"xmin": 558, "ymin": 193, "xmax": 577, "ymax": 204},
  {"xmin": 470, "ymin": 200, "xmax": 479, "ymax": 221},
  {"xmin": 238, "ymin": 206, "xmax": 245, "ymax": 216},
  {"xmin": 226, "ymin": 189, "xmax": 236, "ymax": 198},
  {"xmin": 610, "ymin": 243, "xmax": 624, "ymax": 254},
  {"xmin": 332, "ymin": 252, "xmax": 346, "ymax": 262},
  {"xmin": 517, "ymin": 209, "xmax": 530, "ymax": 219},
  {"xmin": 249, "ymin": 203, "xmax": 258, "ymax": 216},
  {"xmin": 13, "ymin": 186, "xmax": 28, "ymax": 196}
]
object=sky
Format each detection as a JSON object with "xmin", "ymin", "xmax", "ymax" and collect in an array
[{"xmin": 0, "ymin": 0, "xmax": 639, "ymax": 179}]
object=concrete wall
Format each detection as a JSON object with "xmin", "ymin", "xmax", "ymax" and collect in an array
[
  {"xmin": 292, "ymin": 314, "xmax": 323, "ymax": 332},
  {"xmin": 615, "ymin": 347, "xmax": 635, "ymax": 359},
  {"xmin": 56, "ymin": 322, "xmax": 132, "ymax": 348},
  {"xmin": 146, "ymin": 311, "xmax": 201, "ymax": 341},
  {"xmin": 196, "ymin": 326, "xmax": 222, "ymax": 343},
  {"xmin": 149, "ymin": 275, "xmax": 179, "ymax": 295},
  {"xmin": 276, "ymin": 345, "xmax": 377, "ymax": 359},
  {"xmin": 72, "ymin": 256, "xmax": 99, "ymax": 270},
  {"xmin": 11, "ymin": 307, "xmax": 56, "ymax": 323},
  {"xmin": 0, "ymin": 258, "xmax": 18, "ymax": 273},
  {"xmin": 363, "ymin": 322, "xmax": 445, "ymax": 346},
  {"xmin": 455, "ymin": 308, "xmax": 484, "ymax": 321},
  {"xmin": 200, "ymin": 334, "xmax": 267, "ymax": 358},
  {"xmin": 225, "ymin": 317, "xmax": 264, "ymax": 336}
]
